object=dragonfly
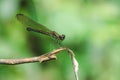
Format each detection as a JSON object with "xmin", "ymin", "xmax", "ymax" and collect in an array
[{"xmin": 16, "ymin": 14, "xmax": 65, "ymax": 45}]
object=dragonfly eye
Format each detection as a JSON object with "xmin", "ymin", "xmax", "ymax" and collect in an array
[{"xmin": 59, "ymin": 34, "xmax": 65, "ymax": 40}]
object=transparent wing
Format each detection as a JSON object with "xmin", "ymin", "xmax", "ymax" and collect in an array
[{"xmin": 16, "ymin": 14, "xmax": 51, "ymax": 33}]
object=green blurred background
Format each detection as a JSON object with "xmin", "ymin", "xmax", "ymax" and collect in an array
[{"xmin": 0, "ymin": 0, "xmax": 120, "ymax": 80}]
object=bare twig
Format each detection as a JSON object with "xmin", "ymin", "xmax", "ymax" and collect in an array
[{"xmin": 0, "ymin": 47, "xmax": 66, "ymax": 65}]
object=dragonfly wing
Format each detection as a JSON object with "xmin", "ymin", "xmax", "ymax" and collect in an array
[{"xmin": 16, "ymin": 14, "xmax": 51, "ymax": 32}]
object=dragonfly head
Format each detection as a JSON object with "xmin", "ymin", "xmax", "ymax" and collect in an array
[{"xmin": 59, "ymin": 34, "xmax": 65, "ymax": 41}]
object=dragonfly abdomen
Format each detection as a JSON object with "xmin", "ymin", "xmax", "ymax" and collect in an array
[{"xmin": 26, "ymin": 27, "xmax": 51, "ymax": 36}]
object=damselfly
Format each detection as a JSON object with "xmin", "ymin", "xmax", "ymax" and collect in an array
[{"xmin": 16, "ymin": 14, "xmax": 65, "ymax": 44}]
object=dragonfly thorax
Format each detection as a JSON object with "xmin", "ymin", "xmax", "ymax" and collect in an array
[{"xmin": 52, "ymin": 31, "xmax": 65, "ymax": 41}]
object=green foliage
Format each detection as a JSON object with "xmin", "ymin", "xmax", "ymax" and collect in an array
[{"xmin": 0, "ymin": 0, "xmax": 120, "ymax": 80}]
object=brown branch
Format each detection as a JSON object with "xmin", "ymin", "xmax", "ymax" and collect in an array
[
  {"xmin": 0, "ymin": 47, "xmax": 67, "ymax": 65},
  {"xmin": 0, "ymin": 47, "xmax": 79, "ymax": 80}
]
